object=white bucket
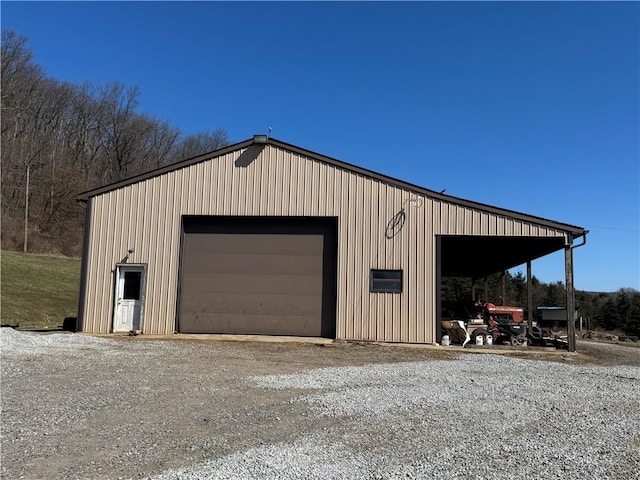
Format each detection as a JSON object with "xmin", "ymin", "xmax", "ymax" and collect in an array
[
  {"xmin": 441, "ymin": 335, "xmax": 450, "ymax": 346},
  {"xmin": 485, "ymin": 335, "xmax": 493, "ymax": 346},
  {"xmin": 475, "ymin": 335, "xmax": 484, "ymax": 345}
]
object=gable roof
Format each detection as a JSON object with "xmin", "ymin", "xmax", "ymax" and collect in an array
[{"xmin": 76, "ymin": 135, "xmax": 587, "ymax": 238}]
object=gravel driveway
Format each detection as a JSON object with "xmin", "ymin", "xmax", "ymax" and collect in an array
[{"xmin": 1, "ymin": 328, "xmax": 639, "ymax": 480}]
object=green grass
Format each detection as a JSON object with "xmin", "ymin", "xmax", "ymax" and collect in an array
[{"xmin": 1, "ymin": 250, "xmax": 81, "ymax": 329}]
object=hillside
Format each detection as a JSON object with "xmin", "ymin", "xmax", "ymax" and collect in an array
[{"xmin": 1, "ymin": 251, "xmax": 80, "ymax": 329}]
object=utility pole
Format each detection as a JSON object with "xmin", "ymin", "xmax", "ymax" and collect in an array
[{"xmin": 23, "ymin": 164, "xmax": 29, "ymax": 253}]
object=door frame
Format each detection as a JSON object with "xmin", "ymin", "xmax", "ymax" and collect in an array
[{"xmin": 112, "ymin": 263, "xmax": 147, "ymax": 333}]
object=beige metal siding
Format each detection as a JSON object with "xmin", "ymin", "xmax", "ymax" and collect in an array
[{"xmin": 82, "ymin": 145, "xmax": 568, "ymax": 342}]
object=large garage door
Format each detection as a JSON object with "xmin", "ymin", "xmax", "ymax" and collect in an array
[{"xmin": 178, "ymin": 216, "xmax": 337, "ymax": 337}]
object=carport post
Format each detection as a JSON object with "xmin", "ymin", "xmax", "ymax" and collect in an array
[
  {"xmin": 565, "ymin": 244, "xmax": 576, "ymax": 352},
  {"xmin": 527, "ymin": 261, "xmax": 533, "ymax": 337}
]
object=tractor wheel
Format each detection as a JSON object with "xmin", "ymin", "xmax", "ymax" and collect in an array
[
  {"xmin": 510, "ymin": 335, "xmax": 526, "ymax": 346},
  {"xmin": 528, "ymin": 326, "xmax": 543, "ymax": 345}
]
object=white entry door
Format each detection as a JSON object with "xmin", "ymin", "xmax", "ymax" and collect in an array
[{"xmin": 113, "ymin": 265, "xmax": 145, "ymax": 333}]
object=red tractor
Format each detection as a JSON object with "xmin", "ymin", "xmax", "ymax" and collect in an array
[
  {"xmin": 441, "ymin": 301, "xmax": 569, "ymax": 348},
  {"xmin": 466, "ymin": 302, "xmax": 528, "ymax": 346}
]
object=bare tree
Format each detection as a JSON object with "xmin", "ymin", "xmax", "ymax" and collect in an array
[
  {"xmin": 174, "ymin": 128, "xmax": 229, "ymax": 161},
  {"xmin": 1, "ymin": 28, "xmax": 229, "ymax": 255}
]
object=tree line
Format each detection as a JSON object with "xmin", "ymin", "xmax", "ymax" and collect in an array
[
  {"xmin": 442, "ymin": 272, "xmax": 640, "ymax": 336},
  {"xmin": 1, "ymin": 29, "xmax": 229, "ymax": 256}
]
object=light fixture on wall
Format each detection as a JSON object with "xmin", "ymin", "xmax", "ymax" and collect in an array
[{"xmin": 121, "ymin": 248, "xmax": 135, "ymax": 263}]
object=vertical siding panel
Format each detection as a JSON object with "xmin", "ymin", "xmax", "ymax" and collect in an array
[
  {"xmin": 405, "ymin": 192, "xmax": 417, "ymax": 342},
  {"xmin": 301, "ymin": 152, "xmax": 309, "ymax": 215},
  {"xmin": 508, "ymin": 220, "xmax": 514, "ymax": 235},
  {"xmin": 230, "ymin": 153, "xmax": 237, "ymax": 213},
  {"xmin": 250, "ymin": 149, "xmax": 261, "ymax": 215},
  {"xmin": 408, "ymin": 196, "xmax": 418, "ymax": 342},
  {"xmin": 499, "ymin": 216, "xmax": 506, "ymax": 235},
  {"xmin": 367, "ymin": 181, "xmax": 378, "ymax": 340},
  {"xmin": 290, "ymin": 152, "xmax": 300, "ymax": 216},
  {"xmin": 147, "ymin": 176, "xmax": 160, "ymax": 334},
  {"xmin": 278, "ymin": 148, "xmax": 289, "ymax": 215},
  {"xmin": 168, "ymin": 171, "xmax": 179, "ymax": 332},
  {"xmin": 184, "ymin": 166, "xmax": 193, "ymax": 214},
  {"xmin": 333, "ymin": 168, "xmax": 349, "ymax": 339},
  {"xmin": 193, "ymin": 162, "xmax": 203, "ymax": 215},
  {"xmin": 249, "ymin": 148, "xmax": 260, "ymax": 215},
  {"xmin": 99, "ymin": 193, "xmax": 112, "ymax": 332},
  {"xmin": 84, "ymin": 201, "xmax": 96, "ymax": 332},
  {"xmin": 154, "ymin": 173, "xmax": 168, "ymax": 334},
  {"xmin": 216, "ymin": 155, "xmax": 225, "ymax": 214},
  {"xmin": 395, "ymin": 188, "xmax": 404, "ymax": 342},
  {"xmin": 453, "ymin": 206, "xmax": 459, "ymax": 234},
  {"xmin": 313, "ymin": 160, "xmax": 320, "ymax": 216},
  {"xmin": 317, "ymin": 160, "xmax": 327, "ymax": 216},
  {"xmin": 168, "ymin": 170, "xmax": 180, "ymax": 334},
  {"xmin": 344, "ymin": 170, "xmax": 355, "ymax": 340},
  {"xmin": 114, "ymin": 189, "xmax": 126, "ymax": 266},
  {"xmin": 361, "ymin": 178, "xmax": 372, "ymax": 340},
  {"xmin": 94, "ymin": 197, "xmax": 106, "ymax": 333},
  {"xmin": 142, "ymin": 178, "xmax": 155, "ymax": 332},
  {"xmin": 154, "ymin": 173, "xmax": 173, "ymax": 333},
  {"xmin": 377, "ymin": 184, "xmax": 386, "ymax": 341},
  {"xmin": 303, "ymin": 157, "xmax": 311, "ymax": 215},
  {"xmin": 354, "ymin": 175, "xmax": 364, "ymax": 340},
  {"xmin": 323, "ymin": 160, "xmax": 334, "ymax": 217},
  {"xmin": 312, "ymin": 160, "xmax": 321, "ymax": 216},
  {"xmin": 385, "ymin": 186, "xmax": 395, "ymax": 341},
  {"xmin": 133, "ymin": 184, "xmax": 144, "ymax": 260},
  {"xmin": 236, "ymin": 151, "xmax": 247, "ymax": 213},
  {"xmin": 202, "ymin": 161, "xmax": 212, "ymax": 214},
  {"xmin": 86, "ymin": 200, "xmax": 100, "ymax": 332},
  {"xmin": 263, "ymin": 148, "xmax": 275, "ymax": 215},
  {"xmin": 337, "ymin": 168, "xmax": 348, "ymax": 339},
  {"xmin": 417, "ymin": 202, "xmax": 427, "ymax": 343},
  {"xmin": 228, "ymin": 156, "xmax": 237, "ymax": 215},
  {"xmin": 292, "ymin": 153, "xmax": 301, "ymax": 216},
  {"xmin": 378, "ymin": 182, "xmax": 388, "ymax": 341},
  {"xmin": 304, "ymin": 159, "xmax": 313, "ymax": 215},
  {"xmin": 429, "ymin": 199, "xmax": 439, "ymax": 344},
  {"xmin": 102, "ymin": 191, "xmax": 118, "ymax": 330},
  {"xmin": 441, "ymin": 202, "xmax": 449, "ymax": 234},
  {"xmin": 83, "ymin": 206, "xmax": 94, "ymax": 333}
]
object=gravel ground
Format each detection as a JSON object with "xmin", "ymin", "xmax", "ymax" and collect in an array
[{"xmin": 1, "ymin": 328, "xmax": 639, "ymax": 480}]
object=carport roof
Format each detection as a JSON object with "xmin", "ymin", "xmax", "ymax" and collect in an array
[
  {"xmin": 440, "ymin": 235, "xmax": 568, "ymax": 279},
  {"xmin": 76, "ymin": 135, "xmax": 587, "ymax": 278}
]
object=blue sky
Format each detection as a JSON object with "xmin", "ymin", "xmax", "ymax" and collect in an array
[{"xmin": 2, "ymin": 1, "xmax": 638, "ymax": 292}]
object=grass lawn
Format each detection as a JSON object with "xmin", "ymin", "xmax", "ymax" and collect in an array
[{"xmin": 1, "ymin": 250, "xmax": 80, "ymax": 329}]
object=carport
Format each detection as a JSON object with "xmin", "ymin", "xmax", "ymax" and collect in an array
[{"xmin": 437, "ymin": 232, "xmax": 588, "ymax": 351}]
